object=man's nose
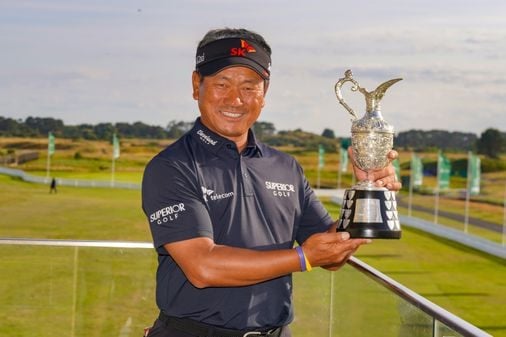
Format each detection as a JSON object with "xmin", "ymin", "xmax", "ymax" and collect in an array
[{"xmin": 224, "ymin": 86, "xmax": 243, "ymax": 105}]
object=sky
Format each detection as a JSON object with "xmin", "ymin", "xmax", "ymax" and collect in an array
[{"xmin": 1, "ymin": 0, "xmax": 505, "ymax": 137}]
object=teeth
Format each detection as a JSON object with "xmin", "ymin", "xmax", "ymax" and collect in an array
[{"xmin": 222, "ymin": 111, "xmax": 242, "ymax": 118}]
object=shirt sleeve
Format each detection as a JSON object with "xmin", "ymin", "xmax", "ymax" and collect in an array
[
  {"xmin": 142, "ymin": 155, "xmax": 213, "ymax": 254},
  {"xmin": 295, "ymin": 175, "xmax": 333, "ymax": 245}
]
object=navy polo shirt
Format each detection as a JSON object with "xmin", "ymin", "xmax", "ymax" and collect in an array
[{"xmin": 142, "ymin": 118, "xmax": 332, "ymax": 330}]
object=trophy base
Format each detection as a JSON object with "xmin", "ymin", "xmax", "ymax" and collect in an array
[
  {"xmin": 337, "ymin": 226, "xmax": 402, "ymax": 239},
  {"xmin": 337, "ymin": 186, "xmax": 402, "ymax": 240}
]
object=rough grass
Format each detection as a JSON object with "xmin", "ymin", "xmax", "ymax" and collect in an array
[
  {"xmin": 0, "ymin": 177, "xmax": 504, "ymax": 336},
  {"xmin": 1, "ymin": 139, "xmax": 505, "ymax": 336}
]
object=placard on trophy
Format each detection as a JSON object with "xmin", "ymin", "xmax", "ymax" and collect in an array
[{"xmin": 335, "ymin": 70, "xmax": 402, "ymax": 239}]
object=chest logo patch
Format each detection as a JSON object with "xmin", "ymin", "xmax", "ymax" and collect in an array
[
  {"xmin": 265, "ymin": 181, "xmax": 295, "ymax": 198},
  {"xmin": 202, "ymin": 186, "xmax": 234, "ymax": 202}
]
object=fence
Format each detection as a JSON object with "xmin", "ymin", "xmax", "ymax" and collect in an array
[
  {"xmin": 0, "ymin": 238, "xmax": 492, "ymax": 337},
  {"xmin": 0, "ymin": 166, "xmax": 140, "ymax": 189}
]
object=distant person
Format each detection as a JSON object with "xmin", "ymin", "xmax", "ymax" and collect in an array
[
  {"xmin": 141, "ymin": 27, "xmax": 401, "ymax": 337},
  {"xmin": 49, "ymin": 177, "xmax": 57, "ymax": 194}
]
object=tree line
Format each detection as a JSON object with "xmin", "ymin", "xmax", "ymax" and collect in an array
[{"xmin": 1, "ymin": 116, "xmax": 505, "ymax": 158}]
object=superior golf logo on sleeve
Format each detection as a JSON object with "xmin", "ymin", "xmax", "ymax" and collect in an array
[{"xmin": 150, "ymin": 203, "xmax": 186, "ymax": 224}]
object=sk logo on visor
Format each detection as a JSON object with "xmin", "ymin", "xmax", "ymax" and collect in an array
[{"xmin": 230, "ymin": 40, "xmax": 256, "ymax": 57}]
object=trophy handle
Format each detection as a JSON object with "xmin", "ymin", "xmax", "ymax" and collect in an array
[{"xmin": 335, "ymin": 69, "xmax": 360, "ymax": 120}]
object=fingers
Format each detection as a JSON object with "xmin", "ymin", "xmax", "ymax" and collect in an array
[
  {"xmin": 348, "ymin": 148, "xmax": 402, "ymax": 191},
  {"xmin": 387, "ymin": 149, "xmax": 398, "ymax": 160},
  {"xmin": 302, "ymin": 231, "xmax": 371, "ymax": 268},
  {"xmin": 373, "ymin": 168, "xmax": 402, "ymax": 191}
]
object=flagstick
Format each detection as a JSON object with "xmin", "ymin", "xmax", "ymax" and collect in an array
[
  {"xmin": 111, "ymin": 156, "xmax": 115, "ymax": 187},
  {"xmin": 317, "ymin": 165, "xmax": 321, "ymax": 190},
  {"xmin": 337, "ymin": 149, "xmax": 342, "ymax": 190},
  {"xmin": 337, "ymin": 167, "xmax": 342, "ymax": 190},
  {"xmin": 434, "ymin": 152, "xmax": 440, "ymax": 224},
  {"xmin": 502, "ymin": 182, "xmax": 506, "ymax": 246},
  {"xmin": 434, "ymin": 188, "xmax": 440, "ymax": 224},
  {"xmin": 337, "ymin": 148, "xmax": 341, "ymax": 190},
  {"xmin": 408, "ymin": 152, "xmax": 414, "ymax": 217},
  {"xmin": 46, "ymin": 147, "xmax": 51, "ymax": 182},
  {"xmin": 464, "ymin": 151, "xmax": 471, "ymax": 233}
]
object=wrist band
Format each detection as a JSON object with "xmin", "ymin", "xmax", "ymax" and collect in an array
[
  {"xmin": 304, "ymin": 254, "xmax": 312, "ymax": 272},
  {"xmin": 295, "ymin": 246, "xmax": 308, "ymax": 272}
]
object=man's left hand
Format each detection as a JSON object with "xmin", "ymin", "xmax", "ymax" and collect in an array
[{"xmin": 349, "ymin": 148, "xmax": 401, "ymax": 191}]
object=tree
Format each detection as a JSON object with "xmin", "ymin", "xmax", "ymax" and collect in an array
[
  {"xmin": 25, "ymin": 117, "xmax": 64, "ymax": 135},
  {"xmin": 252, "ymin": 121, "xmax": 276, "ymax": 140},
  {"xmin": 321, "ymin": 128, "xmax": 335, "ymax": 139},
  {"xmin": 476, "ymin": 128, "xmax": 503, "ymax": 159},
  {"xmin": 166, "ymin": 121, "xmax": 194, "ymax": 139}
]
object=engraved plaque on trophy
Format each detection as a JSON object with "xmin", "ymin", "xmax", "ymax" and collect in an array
[{"xmin": 335, "ymin": 69, "xmax": 402, "ymax": 239}]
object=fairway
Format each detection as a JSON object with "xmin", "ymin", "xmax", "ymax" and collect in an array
[{"xmin": 0, "ymin": 174, "xmax": 504, "ymax": 336}]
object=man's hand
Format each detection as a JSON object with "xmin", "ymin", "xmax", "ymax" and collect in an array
[
  {"xmin": 349, "ymin": 147, "xmax": 401, "ymax": 191},
  {"xmin": 301, "ymin": 223, "xmax": 370, "ymax": 271}
]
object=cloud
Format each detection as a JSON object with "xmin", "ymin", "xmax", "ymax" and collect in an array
[{"xmin": 1, "ymin": 0, "xmax": 505, "ymax": 136}]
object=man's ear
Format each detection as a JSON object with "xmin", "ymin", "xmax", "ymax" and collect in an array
[{"xmin": 192, "ymin": 71, "xmax": 200, "ymax": 100}]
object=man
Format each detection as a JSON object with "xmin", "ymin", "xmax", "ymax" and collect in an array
[
  {"xmin": 142, "ymin": 28, "xmax": 400, "ymax": 337},
  {"xmin": 49, "ymin": 177, "xmax": 57, "ymax": 194}
]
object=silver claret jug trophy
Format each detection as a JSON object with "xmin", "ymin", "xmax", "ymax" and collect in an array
[{"xmin": 335, "ymin": 69, "xmax": 402, "ymax": 239}]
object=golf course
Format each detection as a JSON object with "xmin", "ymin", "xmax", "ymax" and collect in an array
[{"xmin": 0, "ymin": 137, "xmax": 504, "ymax": 336}]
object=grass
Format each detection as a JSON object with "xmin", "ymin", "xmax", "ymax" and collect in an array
[
  {"xmin": 0, "ymin": 177, "xmax": 504, "ymax": 336},
  {"xmin": 320, "ymin": 199, "xmax": 506, "ymax": 336},
  {"xmin": 1, "ymin": 138, "xmax": 505, "ymax": 336},
  {"xmin": 0, "ymin": 245, "xmax": 157, "ymax": 337},
  {"xmin": 0, "ymin": 175, "xmax": 149, "ymax": 241}
]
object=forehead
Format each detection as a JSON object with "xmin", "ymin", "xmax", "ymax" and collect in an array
[{"xmin": 207, "ymin": 66, "xmax": 264, "ymax": 82}]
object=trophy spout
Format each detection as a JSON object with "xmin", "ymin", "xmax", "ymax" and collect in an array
[{"xmin": 364, "ymin": 78, "xmax": 403, "ymax": 113}]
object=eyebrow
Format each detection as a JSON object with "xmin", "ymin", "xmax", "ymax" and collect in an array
[{"xmin": 215, "ymin": 74, "xmax": 263, "ymax": 85}]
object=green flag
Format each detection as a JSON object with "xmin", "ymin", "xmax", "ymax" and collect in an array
[
  {"xmin": 113, "ymin": 133, "xmax": 120, "ymax": 159},
  {"xmin": 411, "ymin": 153, "xmax": 423, "ymax": 187},
  {"xmin": 339, "ymin": 138, "xmax": 350, "ymax": 172},
  {"xmin": 339, "ymin": 147, "xmax": 348, "ymax": 172},
  {"xmin": 437, "ymin": 151, "xmax": 451, "ymax": 189},
  {"xmin": 318, "ymin": 144, "xmax": 325, "ymax": 169},
  {"xmin": 468, "ymin": 153, "xmax": 481, "ymax": 195},
  {"xmin": 48, "ymin": 132, "xmax": 55, "ymax": 156},
  {"xmin": 340, "ymin": 138, "xmax": 351, "ymax": 150}
]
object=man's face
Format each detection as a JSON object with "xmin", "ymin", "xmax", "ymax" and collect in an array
[{"xmin": 192, "ymin": 66, "xmax": 266, "ymax": 143}]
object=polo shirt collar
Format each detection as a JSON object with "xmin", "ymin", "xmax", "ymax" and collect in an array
[{"xmin": 190, "ymin": 118, "xmax": 263, "ymax": 157}]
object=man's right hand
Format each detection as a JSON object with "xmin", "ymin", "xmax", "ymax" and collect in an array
[{"xmin": 301, "ymin": 230, "xmax": 371, "ymax": 271}]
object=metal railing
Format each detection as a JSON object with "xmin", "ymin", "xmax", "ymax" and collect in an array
[
  {"xmin": 0, "ymin": 238, "xmax": 492, "ymax": 337},
  {"xmin": 347, "ymin": 257, "xmax": 491, "ymax": 337},
  {"xmin": 0, "ymin": 166, "xmax": 141, "ymax": 189}
]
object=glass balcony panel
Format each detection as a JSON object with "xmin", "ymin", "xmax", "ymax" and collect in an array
[
  {"xmin": 292, "ymin": 264, "xmax": 435, "ymax": 337},
  {"xmin": 435, "ymin": 320, "xmax": 465, "ymax": 337},
  {"xmin": 0, "ymin": 245, "xmax": 157, "ymax": 337},
  {"xmin": 0, "ymin": 243, "xmax": 489, "ymax": 337}
]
